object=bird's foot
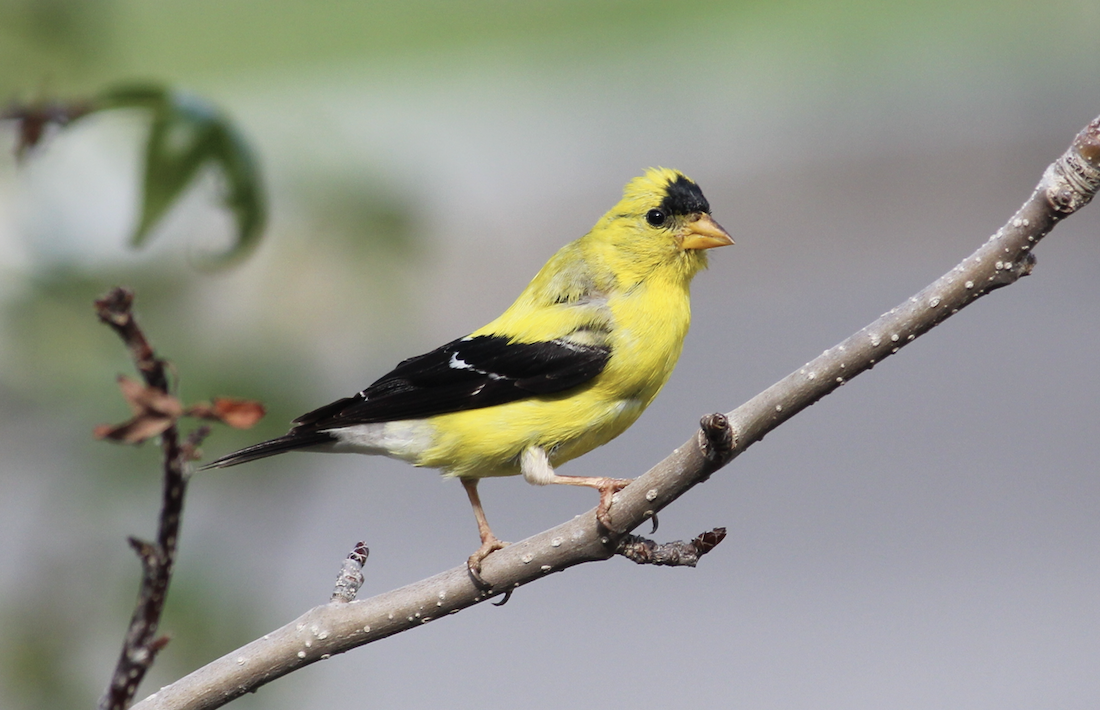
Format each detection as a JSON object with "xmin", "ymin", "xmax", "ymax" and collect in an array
[
  {"xmin": 594, "ymin": 477, "xmax": 632, "ymax": 530},
  {"xmin": 466, "ymin": 535, "xmax": 509, "ymax": 591}
]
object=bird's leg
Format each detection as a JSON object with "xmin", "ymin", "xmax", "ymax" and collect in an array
[
  {"xmin": 521, "ymin": 446, "xmax": 632, "ymax": 529},
  {"xmin": 460, "ymin": 477, "xmax": 507, "ymax": 589}
]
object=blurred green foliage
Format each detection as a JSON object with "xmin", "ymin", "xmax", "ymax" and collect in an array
[
  {"xmin": 5, "ymin": 84, "xmax": 266, "ymax": 263},
  {"xmin": 96, "ymin": 84, "xmax": 266, "ymax": 263}
]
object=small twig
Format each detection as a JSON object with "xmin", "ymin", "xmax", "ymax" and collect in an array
[
  {"xmin": 616, "ymin": 528, "xmax": 728, "ymax": 567},
  {"xmin": 95, "ymin": 288, "xmax": 170, "ymax": 392},
  {"xmin": 95, "ymin": 287, "xmax": 189, "ymax": 710},
  {"xmin": 1, "ymin": 98, "xmax": 94, "ymax": 159},
  {"xmin": 331, "ymin": 543, "xmax": 370, "ymax": 603}
]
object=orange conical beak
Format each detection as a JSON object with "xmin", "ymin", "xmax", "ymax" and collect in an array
[{"xmin": 679, "ymin": 214, "xmax": 734, "ymax": 250}]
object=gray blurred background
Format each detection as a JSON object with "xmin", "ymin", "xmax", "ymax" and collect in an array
[{"xmin": 2, "ymin": 1, "xmax": 1099, "ymax": 708}]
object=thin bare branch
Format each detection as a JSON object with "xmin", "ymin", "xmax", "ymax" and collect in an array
[
  {"xmin": 95, "ymin": 288, "xmax": 190, "ymax": 710},
  {"xmin": 1, "ymin": 98, "xmax": 94, "ymax": 159},
  {"xmin": 131, "ymin": 115, "xmax": 1100, "ymax": 710}
]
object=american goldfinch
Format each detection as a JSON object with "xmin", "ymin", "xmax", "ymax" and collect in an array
[{"xmin": 206, "ymin": 168, "xmax": 733, "ymax": 581}]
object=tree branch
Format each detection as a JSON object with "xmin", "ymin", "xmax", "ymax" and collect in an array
[
  {"xmin": 131, "ymin": 115, "xmax": 1100, "ymax": 710},
  {"xmin": 95, "ymin": 288, "xmax": 192, "ymax": 710}
]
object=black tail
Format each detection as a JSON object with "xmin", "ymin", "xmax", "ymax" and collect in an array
[{"xmin": 201, "ymin": 431, "xmax": 337, "ymax": 469}]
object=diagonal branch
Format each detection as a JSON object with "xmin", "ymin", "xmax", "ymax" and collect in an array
[{"xmin": 131, "ymin": 116, "xmax": 1100, "ymax": 710}]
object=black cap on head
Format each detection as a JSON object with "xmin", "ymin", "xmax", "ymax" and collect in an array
[{"xmin": 660, "ymin": 173, "xmax": 710, "ymax": 216}]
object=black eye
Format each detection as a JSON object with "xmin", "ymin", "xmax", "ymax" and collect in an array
[{"xmin": 645, "ymin": 209, "xmax": 667, "ymax": 227}]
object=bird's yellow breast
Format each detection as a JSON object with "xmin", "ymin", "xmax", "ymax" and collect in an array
[{"xmin": 416, "ymin": 253, "xmax": 696, "ymax": 478}]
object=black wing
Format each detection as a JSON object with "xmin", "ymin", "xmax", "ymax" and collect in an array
[{"xmin": 291, "ymin": 334, "xmax": 610, "ymax": 431}]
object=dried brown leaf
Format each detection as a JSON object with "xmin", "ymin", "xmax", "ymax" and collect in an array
[
  {"xmin": 117, "ymin": 375, "xmax": 183, "ymax": 418},
  {"xmin": 93, "ymin": 413, "xmax": 174, "ymax": 444},
  {"xmin": 94, "ymin": 375, "xmax": 183, "ymax": 444},
  {"xmin": 185, "ymin": 398, "xmax": 265, "ymax": 429},
  {"xmin": 210, "ymin": 398, "xmax": 265, "ymax": 429}
]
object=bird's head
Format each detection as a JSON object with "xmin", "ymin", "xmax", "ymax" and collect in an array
[{"xmin": 592, "ymin": 167, "xmax": 733, "ymax": 283}]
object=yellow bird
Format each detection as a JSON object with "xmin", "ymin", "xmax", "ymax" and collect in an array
[{"xmin": 205, "ymin": 168, "xmax": 733, "ymax": 582}]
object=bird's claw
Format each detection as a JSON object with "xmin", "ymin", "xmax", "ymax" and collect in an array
[
  {"xmin": 466, "ymin": 564, "xmax": 492, "ymax": 591},
  {"xmin": 595, "ymin": 477, "xmax": 632, "ymax": 530},
  {"xmin": 466, "ymin": 536, "xmax": 509, "ymax": 591}
]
